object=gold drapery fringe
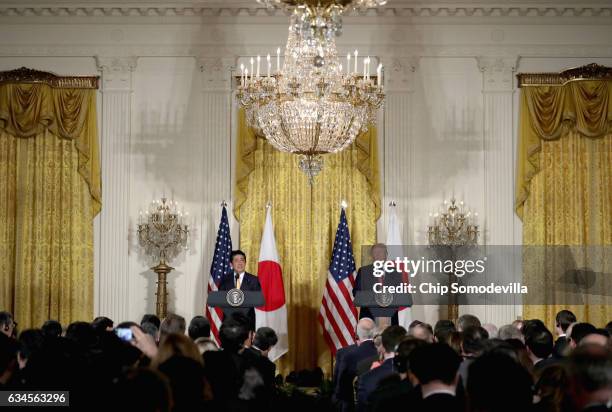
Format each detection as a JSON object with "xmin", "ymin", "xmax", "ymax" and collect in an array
[
  {"xmin": 516, "ymin": 68, "xmax": 612, "ymax": 327},
  {"xmin": 234, "ymin": 109, "xmax": 380, "ymax": 376}
]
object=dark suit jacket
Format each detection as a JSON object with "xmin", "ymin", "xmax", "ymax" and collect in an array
[
  {"xmin": 418, "ymin": 393, "xmax": 462, "ymax": 411},
  {"xmin": 356, "ymin": 354, "xmax": 380, "ymax": 376},
  {"xmin": 534, "ymin": 356, "xmax": 560, "ymax": 373},
  {"xmin": 553, "ymin": 336, "xmax": 569, "ymax": 358},
  {"xmin": 369, "ymin": 375, "xmax": 419, "ymax": 412},
  {"xmin": 242, "ymin": 346, "xmax": 276, "ymax": 388},
  {"xmin": 203, "ymin": 350, "xmax": 247, "ymax": 403},
  {"xmin": 356, "ymin": 358, "xmax": 396, "ymax": 412},
  {"xmin": 335, "ymin": 340, "xmax": 378, "ymax": 409},
  {"xmin": 354, "ymin": 264, "xmax": 401, "ymax": 325},
  {"xmin": 219, "ymin": 271, "xmax": 262, "ymax": 329}
]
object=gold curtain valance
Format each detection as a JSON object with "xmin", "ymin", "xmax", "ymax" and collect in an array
[
  {"xmin": 515, "ymin": 69, "xmax": 612, "ymax": 219},
  {"xmin": 0, "ymin": 70, "xmax": 101, "ymax": 216},
  {"xmin": 233, "ymin": 109, "xmax": 381, "ymax": 222}
]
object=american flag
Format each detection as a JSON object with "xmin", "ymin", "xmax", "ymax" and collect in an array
[
  {"xmin": 318, "ymin": 208, "xmax": 358, "ymax": 354},
  {"xmin": 206, "ymin": 205, "xmax": 232, "ymax": 346}
]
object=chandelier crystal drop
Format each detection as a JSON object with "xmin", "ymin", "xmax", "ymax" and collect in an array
[{"xmin": 237, "ymin": 0, "xmax": 386, "ymax": 183}]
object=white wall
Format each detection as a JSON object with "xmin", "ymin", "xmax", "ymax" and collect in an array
[{"xmin": 1, "ymin": 0, "xmax": 612, "ymax": 327}]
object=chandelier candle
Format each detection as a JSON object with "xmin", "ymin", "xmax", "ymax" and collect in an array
[{"xmin": 237, "ymin": 0, "xmax": 386, "ymax": 182}]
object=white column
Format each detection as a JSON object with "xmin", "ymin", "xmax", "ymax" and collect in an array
[
  {"xmin": 477, "ymin": 56, "xmax": 521, "ymax": 325},
  {"xmin": 382, "ymin": 57, "xmax": 418, "ymax": 244},
  {"xmin": 196, "ymin": 57, "xmax": 234, "ymax": 314},
  {"xmin": 95, "ymin": 56, "xmax": 137, "ymax": 322}
]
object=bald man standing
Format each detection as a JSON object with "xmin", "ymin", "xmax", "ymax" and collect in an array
[{"xmin": 333, "ymin": 318, "xmax": 378, "ymax": 412}]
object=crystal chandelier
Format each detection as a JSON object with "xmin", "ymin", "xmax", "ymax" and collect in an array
[{"xmin": 237, "ymin": 0, "xmax": 386, "ymax": 183}]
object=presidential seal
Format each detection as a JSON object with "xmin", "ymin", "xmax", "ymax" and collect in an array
[
  {"xmin": 375, "ymin": 291, "xmax": 394, "ymax": 307},
  {"xmin": 226, "ymin": 288, "xmax": 245, "ymax": 307}
]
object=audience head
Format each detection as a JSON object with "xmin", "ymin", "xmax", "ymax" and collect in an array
[
  {"xmin": 0, "ymin": 311, "xmax": 16, "ymax": 337},
  {"xmin": 458, "ymin": 314, "xmax": 481, "ymax": 332},
  {"xmin": 194, "ymin": 337, "xmax": 218, "ymax": 354},
  {"xmin": 482, "ymin": 323, "xmax": 498, "ymax": 339},
  {"xmin": 434, "ymin": 319, "xmax": 456, "ymax": 344},
  {"xmin": 569, "ymin": 322, "xmax": 597, "ymax": 349},
  {"xmin": 448, "ymin": 331, "xmax": 464, "ymax": 355},
  {"xmin": 188, "ymin": 316, "xmax": 210, "ymax": 340},
  {"xmin": 462, "ymin": 326, "xmax": 489, "ymax": 357},
  {"xmin": 92, "ymin": 316, "xmax": 114, "ymax": 333},
  {"xmin": 605, "ymin": 321, "xmax": 612, "ymax": 338},
  {"xmin": 159, "ymin": 314, "xmax": 186, "ymax": 342},
  {"xmin": 141, "ymin": 321, "xmax": 159, "ymax": 341},
  {"xmin": 410, "ymin": 343, "xmax": 461, "ymax": 387},
  {"xmin": 467, "ymin": 352, "xmax": 533, "ymax": 412},
  {"xmin": 524, "ymin": 324, "xmax": 553, "ymax": 362},
  {"xmin": 534, "ymin": 364, "xmax": 571, "ymax": 412},
  {"xmin": 498, "ymin": 324, "xmax": 523, "ymax": 342},
  {"xmin": 512, "ymin": 319, "xmax": 524, "ymax": 331},
  {"xmin": 408, "ymin": 320, "xmax": 433, "ymax": 342},
  {"xmin": 381, "ymin": 325, "xmax": 407, "ymax": 354},
  {"xmin": 393, "ymin": 337, "xmax": 426, "ymax": 376},
  {"xmin": 230, "ymin": 250, "xmax": 247, "ymax": 273},
  {"xmin": 141, "ymin": 314, "xmax": 161, "ymax": 329},
  {"xmin": 153, "ymin": 333, "xmax": 202, "ymax": 368},
  {"xmin": 566, "ymin": 343, "xmax": 612, "ymax": 410},
  {"xmin": 17, "ymin": 329, "xmax": 44, "ymax": 369},
  {"xmin": 253, "ymin": 327, "xmax": 278, "ymax": 356},
  {"xmin": 522, "ymin": 319, "xmax": 547, "ymax": 337},
  {"xmin": 555, "ymin": 309, "xmax": 576, "ymax": 336},
  {"xmin": 219, "ymin": 315, "xmax": 250, "ymax": 353},
  {"xmin": 356, "ymin": 317, "xmax": 376, "ymax": 341},
  {"xmin": 41, "ymin": 320, "xmax": 62, "ymax": 338},
  {"xmin": 65, "ymin": 321, "xmax": 97, "ymax": 348},
  {"xmin": 580, "ymin": 329, "xmax": 609, "ymax": 347}
]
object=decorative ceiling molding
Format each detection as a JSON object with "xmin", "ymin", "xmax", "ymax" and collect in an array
[
  {"xmin": 517, "ymin": 63, "xmax": 612, "ymax": 87},
  {"xmin": 0, "ymin": 66, "xmax": 99, "ymax": 88},
  {"xmin": 1, "ymin": 4, "xmax": 612, "ymax": 19}
]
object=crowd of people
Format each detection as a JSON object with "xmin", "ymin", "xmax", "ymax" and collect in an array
[{"xmin": 0, "ymin": 309, "xmax": 610, "ymax": 411}]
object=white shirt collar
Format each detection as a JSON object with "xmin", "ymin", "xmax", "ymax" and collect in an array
[{"xmin": 422, "ymin": 388, "xmax": 456, "ymax": 399}]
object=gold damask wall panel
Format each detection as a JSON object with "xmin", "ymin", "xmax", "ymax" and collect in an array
[
  {"xmin": 517, "ymin": 69, "xmax": 612, "ymax": 327},
  {"xmin": 0, "ymin": 69, "xmax": 99, "ymax": 329},
  {"xmin": 0, "ymin": 131, "xmax": 94, "ymax": 328},
  {"xmin": 235, "ymin": 110, "xmax": 379, "ymax": 375}
]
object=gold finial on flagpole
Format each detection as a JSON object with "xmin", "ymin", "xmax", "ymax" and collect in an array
[
  {"xmin": 266, "ymin": 200, "xmax": 272, "ymax": 209},
  {"xmin": 341, "ymin": 200, "xmax": 348, "ymax": 209},
  {"xmin": 221, "ymin": 200, "xmax": 228, "ymax": 208},
  {"xmin": 389, "ymin": 200, "xmax": 396, "ymax": 207}
]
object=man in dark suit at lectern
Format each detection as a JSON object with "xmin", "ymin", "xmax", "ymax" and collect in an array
[
  {"xmin": 354, "ymin": 244, "xmax": 401, "ymax": 326},
  {"xmin": 219, "ymin": 250, "xmax": 262, "ymax": 331}
]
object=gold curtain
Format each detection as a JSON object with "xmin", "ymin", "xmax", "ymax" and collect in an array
[
  {"xmin": 0, "ymin": 80, "xmax": 100, "ymax": 330},
  {"xmin": 516, "ymin": 79, "xmax": 612, "ymax": 328},
  {"xmin": 235, "ymin": 110, "xmax": 380, "ymax": 376}
]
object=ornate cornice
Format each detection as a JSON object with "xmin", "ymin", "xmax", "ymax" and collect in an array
[
  {"xmin": 517, "ymin": 63, "xmax": 612, "ymax": 87},
  {"xmin": 0, "ymin": 66, "xmax": 99, "ymax": 88},
  {"xmin": 0, "ymin": 3, "xmax": 612, "ymax": 19}
]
